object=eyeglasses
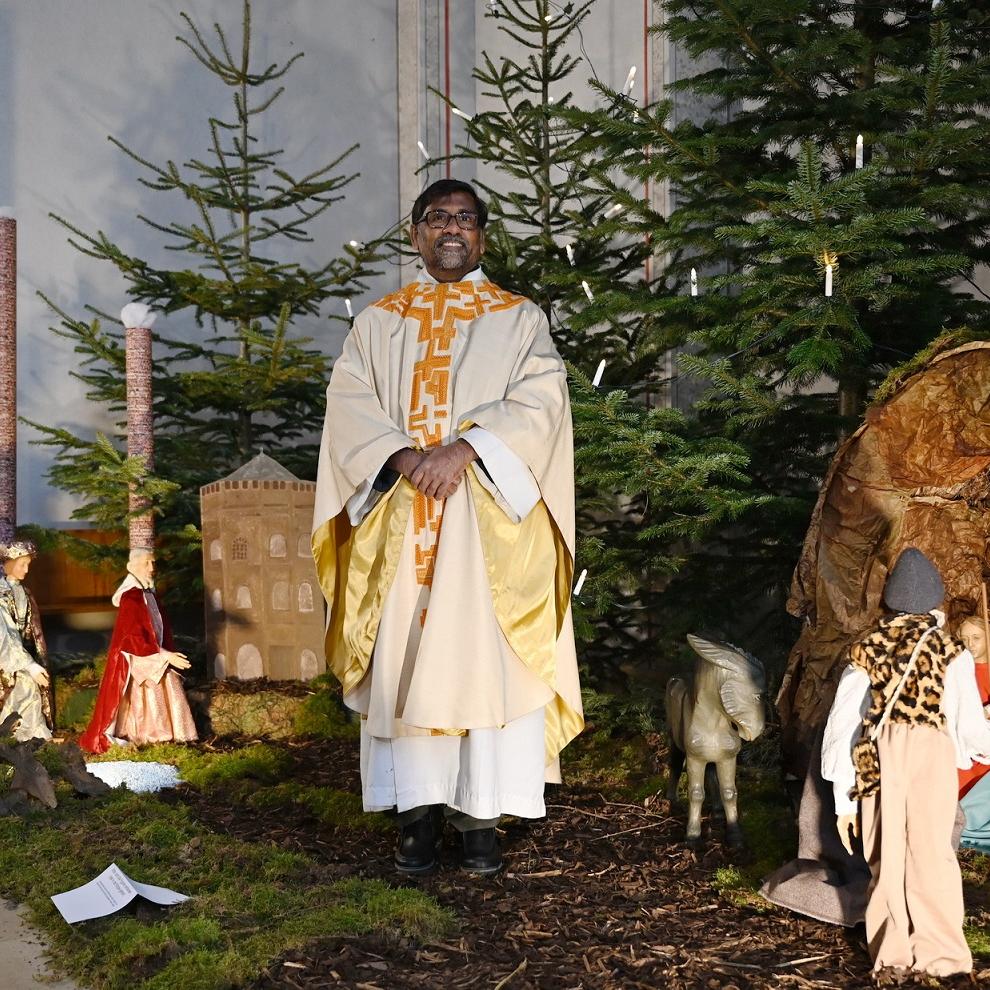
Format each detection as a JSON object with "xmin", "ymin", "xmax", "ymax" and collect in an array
[{"xmin": 417, "ymin": 209, "xmax": 480, "ymax": 231}]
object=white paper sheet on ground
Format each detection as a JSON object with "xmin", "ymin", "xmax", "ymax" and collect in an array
[{"xmin": 51, "ymin": 862, "xmax": 189, "ymax": 924}]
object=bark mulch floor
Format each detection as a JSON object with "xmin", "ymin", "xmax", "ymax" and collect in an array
[{"xmin": 169, "ymin": 738, "xmax": 988, "ymax": 990}]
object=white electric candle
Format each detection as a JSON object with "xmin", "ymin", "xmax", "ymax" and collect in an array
[
  {"xmin": 581, "ymin": 280, "xmax": 594, "ymax": 302},
  {"xmin": 825, "ymin": 264, "xmax": 833, "ymax": 297},
  {"xmin": 855, "ymin": 134, "xmax": 864, "ymax": 170},
  {"xmin": 451, "ymin": 106, "xmax": 473, "ymax": 121},
  {"xmin": 417, "ymin": 140, "xmax": 431, "ymax": 161},
  {"xmin": 565, "ymin": 243, "xmax": 575, "ymax": 266},
  {"xmin": 623, "ymin": 65, "xmax": 637, "ymax": 96},
  {"xmin": 573, "ymin": 569, "xmax": 588, "ymax": 597},
  {"xmin": 344, "ymin": 298, "xmax": 353, "ymax": 319},
  {"xmin": 690, "ymin": 268, "xmax": 698, "ymax": 297},
  {"xmin": 348, "ymin": 239, "xmax": 364, "ymax": 249},
  {"xmin": 603, "ymin": 203, "xmax": 624, "ymax": 220},
  {"xmin": 592, "ymin": 359, "xmax": 606, "ymax": 388}
]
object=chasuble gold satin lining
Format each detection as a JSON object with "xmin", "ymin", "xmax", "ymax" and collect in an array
[{"xmin": 312, "ymin": 474, "xmax": 582, "ymax": 764}]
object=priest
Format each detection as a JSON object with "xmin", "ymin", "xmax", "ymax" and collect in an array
[{"xmin": 313, "ymin": 179, "xmax": 582, "ymax": 875}]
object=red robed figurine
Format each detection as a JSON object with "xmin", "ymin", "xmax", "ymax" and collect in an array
[{"xmin": 80, "ymin": 549, "xmax": 197, "ymax": 754}]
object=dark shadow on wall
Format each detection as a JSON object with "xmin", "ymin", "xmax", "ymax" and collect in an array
[{"xmin": 0, "ymin": 8, "xmax": 12, "ymax": 205}]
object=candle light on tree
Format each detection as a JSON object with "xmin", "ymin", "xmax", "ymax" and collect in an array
[
  {"xmin": 690, "ymin": 267, "xmax": 698, "ymax": 297},
  {"xmin": 821, "ymin": 250, "xmax": 838, "ymax": 297},
  {"xmin": 344, "ymin": 298, "xmax": 353, "ymax": 319},
  {"xmin": 855, "ymin": 134, "xmax": 864, "ymax": 169},
  {"xmin": 623, "ymin": 65, "xmax": 637, "ymax": 96},
  {"xmin": 592, "ymin": 359, "xmax": 606, "ymax": 388},
  {"xmin": 565, "ymin": 243, "xmax": 575, "ymax": 266},
  {"xmin": 417, "ymin": 140, "xmax": 431, "ymax": 162},
  {"xmin": 581, "ymin": 280, "xmax": 594, "ymax": 302},
  {"xmin": 573, "ymin": 569, "xmax": 588, "ymax": 596}
]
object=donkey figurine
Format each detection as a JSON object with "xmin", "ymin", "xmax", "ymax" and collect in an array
[{"xmin": 665, "ymin": 634, "xmax": 767, "ymax": 847}]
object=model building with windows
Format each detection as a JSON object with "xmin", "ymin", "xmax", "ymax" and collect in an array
[{"xmin": 200, "ymin": 453, "xmax": 325, "ymax": 682}]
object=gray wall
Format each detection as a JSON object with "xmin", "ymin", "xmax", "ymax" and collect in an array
[{"xmin": 0, "ymin": 0, "xmax": 658, "ymax": 525}]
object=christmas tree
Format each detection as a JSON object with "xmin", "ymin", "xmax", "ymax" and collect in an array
[
  {"xmin": 450, "ymin": 0, "xmax": 760, "ymax": 683},
  {"xmin": 28, "ymin": 0, "xmax": 384, "ymax": 590},
  {"xmin": 566, "ymin": 0, "xmax": 990, "ymax": 663}
]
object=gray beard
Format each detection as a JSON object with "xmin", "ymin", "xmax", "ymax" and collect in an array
[{"xmin": 432, "ymin": 240, "xmax": 469, "ymax": 270}]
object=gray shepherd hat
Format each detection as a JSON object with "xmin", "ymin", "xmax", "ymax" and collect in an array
[{"xmin": 883, "ymin": 547, "xmax": 945, "ymax": 614}]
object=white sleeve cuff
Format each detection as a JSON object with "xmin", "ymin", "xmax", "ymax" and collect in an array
[
  {"xmin": 822, "ymin": 665, "xmax": 870, "ymax": 815},
  {"xmin": 344, "ymin": 455, "xmax": 404, "ymax": 526},
  {"xmin": 944, "ymin": 650, "xmax": 990, "ymax": 768},
  {"xmin": 345, "ymin": 475, "xmax": 384, "ymax": 526},
  {"xmin": 461, "ymin": 426, "xmax": 541, "ymax": 523},
  {"xmin": 26, "ymin": 662, "xmax": 46, "ymax": 680}
]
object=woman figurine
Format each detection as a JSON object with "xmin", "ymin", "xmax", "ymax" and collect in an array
[
  {"xmin": 79, "ymin": 549, "xmax": 197, "ymax": 753},
  {"xmin": 822, "ymin": 548, "xmax": 990, "ymax": 977},
  {"xmin": 0, "ymin": 540, "xmax": 52, "ymax": 741},
  {"xmin": 956, "ymin": 613, "xmax": 990, "ymax": 852},
  {"xmin": 957, "ymin": 614, "xmax": 990, "ymax": 799}
]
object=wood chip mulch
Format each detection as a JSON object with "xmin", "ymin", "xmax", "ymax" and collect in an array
[{"xmin": 169, "ymin": 739, "xmax": 987, "ymax": 990}]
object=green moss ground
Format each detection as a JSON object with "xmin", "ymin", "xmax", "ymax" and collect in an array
[
  {"xmin": 89, "ymin": 741, "xmax": 294, "ymax": 789},
  {"xmin": 292, "ymin": 674, "xmax": 359, "ymax": 740},
  {"xmin": 0, "ymin": 791, "xmax": 450, "ymax": 990},
  {"xmin": 0, "ymin": 676, "xmax": 447, "ymax": 989},
  {"xmin": 236, "ymin": 781, "xmax": 392, "ymax": 832}
]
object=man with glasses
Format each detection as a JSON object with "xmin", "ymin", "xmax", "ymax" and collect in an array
[{"xmin": 313, "ymin": 179, "xmax": 582, "ymax": 876}]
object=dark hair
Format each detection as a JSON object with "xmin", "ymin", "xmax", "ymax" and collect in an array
[{"xmin": 411, "ymin": 179, "xmax": 489, "ymax": 228}]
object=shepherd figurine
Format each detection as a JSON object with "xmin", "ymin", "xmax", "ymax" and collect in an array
[{"xmin": 821, "ymin": 548, "xmax": 990, "ymax": 977}]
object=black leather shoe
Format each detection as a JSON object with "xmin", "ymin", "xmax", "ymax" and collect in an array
[
  {"xmin": 394, "ymin": 814, "xmax": 437, "ymax": 874},
  {"xmin": 460, "ymin": 827, "xmax": 501, "ymax": 875}
]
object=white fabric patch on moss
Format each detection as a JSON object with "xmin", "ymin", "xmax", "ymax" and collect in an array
[{"xmin": 84, "ymin": 761, "xmax": 182, "ymax": 793}]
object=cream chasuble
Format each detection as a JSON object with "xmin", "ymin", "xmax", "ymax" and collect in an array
[{"xmin": 313, "ymin": 269, "xmax": 583, "ymax": 818}]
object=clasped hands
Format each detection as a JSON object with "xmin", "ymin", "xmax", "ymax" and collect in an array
[{"xmin": 388, "ymin": 440, "xmax": 477, "ymax": 500}]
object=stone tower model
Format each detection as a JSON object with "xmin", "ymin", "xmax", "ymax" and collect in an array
[{"xmin": 200, "ymin": 452, "xmax": 326, "ymax": 681}]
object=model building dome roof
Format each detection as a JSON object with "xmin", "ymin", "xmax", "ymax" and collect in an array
[{"xmin": 221, "ymin": 452, "xmax": 299, "ymax": 482}]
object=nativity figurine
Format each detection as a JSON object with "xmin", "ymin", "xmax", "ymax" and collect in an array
[
  {"xmin": 957, "ymin": 610, "xmax": 990, "ymax": 853},
  {"xmin": 0, "ymin": 540, "xmax": 52, "ymax": 741},
  {"xmin": 821, "ymin": 548, "xmax": 990, "ymax": 977},
  {"xmin": 666, "ymin": 633, "xmax": 766, "ymax": 847},
  {"xmin": 79, "ymin": 548, "xmax": 197, "ymax": 753}
]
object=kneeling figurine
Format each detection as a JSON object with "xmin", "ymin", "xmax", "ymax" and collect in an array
[{"xmin": 79, "ymin": 548, "xmax": 198, "ymax": 753}]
